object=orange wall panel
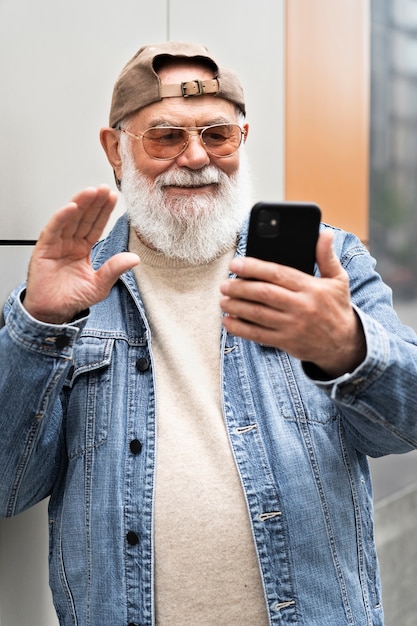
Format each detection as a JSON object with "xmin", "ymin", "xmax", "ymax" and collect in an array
[{"xmin": 285, "ymin": 0, "xmax": 370, "ymax": 241}]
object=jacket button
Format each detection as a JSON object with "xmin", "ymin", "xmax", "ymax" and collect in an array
[
  {"xmin": 126, "ymin": 531, "xmax": 139, "ymax": 546},
  {"xmin": 130, "ymin": 439, "xmax": 143, "ymax": 455},
  {"xmin": 55, "ymin": 334, "xmax": 71, "ymax": 350},
  {"xmin": 136, "ymin": 357, "xmax": 150, "ymax": 372}
]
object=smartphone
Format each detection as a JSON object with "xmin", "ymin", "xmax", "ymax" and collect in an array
[{"xmin": 245, "ymin": 201, "xmax": 321, "ymax": 275}]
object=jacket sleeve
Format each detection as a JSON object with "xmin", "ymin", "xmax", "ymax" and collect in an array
[
  {"xmin": 0, "ymin": 288, "xmax": 88, "ymax": 517},
  {"xmin": 305, "ymin": 227, "xmax": 417, "ymax": 456}
]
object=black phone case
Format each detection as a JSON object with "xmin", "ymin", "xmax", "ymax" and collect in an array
[{"xmin": 246, "ymin": 202, "xmax": 321, "ymax": 274}]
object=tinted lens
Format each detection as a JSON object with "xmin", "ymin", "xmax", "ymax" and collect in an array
[
  {"xmin": 142, "ymin": 127, "xmax": 188, "ymax": 159},
  {"xmin": 201, "ymin": 124, "xmax": 242, "ymax": 156}
]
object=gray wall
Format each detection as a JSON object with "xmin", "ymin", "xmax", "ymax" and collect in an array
[
  {"xmin": 375, "ymin": 483, "xmax": 417, "ymax": 626},
  {"xmin": 0, "ymin": 1, "xmax": 285, "ymax": 624},
  {"xmin": 370, "ymin": 300, "xmax": 417, "ymax": 626}
]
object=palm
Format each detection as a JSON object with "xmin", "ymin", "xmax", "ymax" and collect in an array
[{"xmin": 24, "ymin": 186, "xmax": 139, "ymax": 324}]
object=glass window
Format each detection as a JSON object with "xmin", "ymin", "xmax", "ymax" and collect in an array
[{"xmin": 370, "ymin": 0, "xmax": 417, "ymax": 300}]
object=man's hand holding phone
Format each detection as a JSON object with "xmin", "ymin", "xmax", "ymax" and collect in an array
[{"xmin": 220, "ymin": 204, "xmax": 366, "ymax": 379}]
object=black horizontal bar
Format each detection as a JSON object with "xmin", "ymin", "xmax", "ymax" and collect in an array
[{"xmin": 0, "ymin": 240, "xmax": 37, "ymax": 246}]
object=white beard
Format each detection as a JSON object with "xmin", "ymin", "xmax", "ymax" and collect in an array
[{"xmin": 120, "ymin": 147, "xmax": 253, "ymax": 264}]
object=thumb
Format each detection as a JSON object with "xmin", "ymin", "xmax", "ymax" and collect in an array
[
  {"xmin": 96, "ymin": 252, "xmax": 140, "ymax": 291},
  {"xmin": 316, "ymin": 230, "xmax": 342, "ymax": 279}
]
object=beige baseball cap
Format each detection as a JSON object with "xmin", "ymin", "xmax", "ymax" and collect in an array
[{"xmin": 109, "ymin": 41, "xmax": 246, "ymax": 127}]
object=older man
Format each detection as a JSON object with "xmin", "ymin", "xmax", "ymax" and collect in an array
[{"xmin": 1, "ymin": 41, "xmax": 417, "ymax": 626}]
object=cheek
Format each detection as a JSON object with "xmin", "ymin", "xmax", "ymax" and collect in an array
[
  {"xmin": 212, "ymin": 154, "xmax": 240, "ymax": 178},
  {"xmin": 131, "ymin": 152, "xmax": 173, "ymax": 181},
  {"xmin": 129, "ymin": 149, "xmax": 240, "ymax": 181}
]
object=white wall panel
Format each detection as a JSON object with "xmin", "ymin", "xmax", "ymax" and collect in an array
[
  {"xmin": 0, "ymin": 246, "xmax": 33, "ymax": 309},
  {"xmin": 0, "ymin": 0, "xmax": 167, "ymax": 240}
]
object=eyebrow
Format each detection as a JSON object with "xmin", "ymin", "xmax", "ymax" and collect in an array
[{"xmin": 145, "ymin": 116, "xmax": 235, "ymax": 128}]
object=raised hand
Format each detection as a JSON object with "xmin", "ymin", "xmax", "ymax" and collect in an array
[
  {"xmin": 23, "ymin": 185, "xmax": 139, "ymax": 324},
  {"xmin": 220, "ymin": 230, "xmax": 366, "ymax": 378}
]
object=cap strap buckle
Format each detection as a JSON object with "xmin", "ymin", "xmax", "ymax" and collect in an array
[
  {"xmin": 160, "ymin": 79, "xmax": 219, "ymax": 99},
  {"xmin": 181, "ymin": 79, "xmax": 204, "ymax": 97}
]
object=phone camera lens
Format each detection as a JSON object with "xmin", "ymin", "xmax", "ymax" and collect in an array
[{"xmin": 257, "ymin": 211, "xmax": 280, "ymax": 238}]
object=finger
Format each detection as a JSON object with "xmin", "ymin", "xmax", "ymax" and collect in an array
[
  {"xmin": 57, "ymin": 187, "xmax": 105, "ymax": 239},
  {"xmin": 222, "ymin": 312, "xmax": 282, "ymax": 346},
  {"xmin": 221, "ymin": 276, "xmax": 290, "ymax": 312},
  {"xmin": 95, "ymin": 252, "xmax": 140, "ymax": 294},
  {"xmin": 229, "ymin": 256, "xmax": 311, "ymax": 291},
  {"xmin": 38, "ymin": 188, "xmax": 106, "ymax": 244},
  {"xmin": 79, "ymin": 189, "xmax": 118, "ymax": 244},
  {"xmin": 315, "ymin": 230, "xmax": 343, "ymax": 279},
  {"xmin": 221, "ymin": 293, "xmax": 283, "ymax": 328},
  {"xmin": 67, "ymin": 185, "xmax": 117, "ymax": 242},
  {"xmin": 36, "ymin": 202, "xmax": 82, "ymax": 249},
  {"xmin": 69, "ymin": 184, "xmax": 112, "ymax": 211},
  {"xmin": 38, "ymin": 187, "xmax": 117, "ymax": 250}
]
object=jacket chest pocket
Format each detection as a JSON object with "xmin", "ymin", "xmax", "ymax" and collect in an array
[
  {"xmin": 263, "ymin": 349, "xmax": 339, "ymax": 425},
  {"xmin": 62, "ymin": 336, "xmax": 116, "ymax": 459}
]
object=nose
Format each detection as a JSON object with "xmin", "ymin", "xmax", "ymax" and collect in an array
[{"xmin": 175, "ymin": 132, "xmax": 211, "ymax": 169}]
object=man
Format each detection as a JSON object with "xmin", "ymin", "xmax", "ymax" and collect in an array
[{"xmin": 1, "ymin": 41, "xmax": 417, "ymax": 626}]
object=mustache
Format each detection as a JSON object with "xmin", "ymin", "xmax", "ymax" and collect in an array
[{"xmin": 155, "ymin": 166, "xmax": 222, "ymax": 188}]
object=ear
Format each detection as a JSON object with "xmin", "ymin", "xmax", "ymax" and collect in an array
[
  {"xmin": 100, "ymin": 127, "xmax": 123, "ymax": 182},
  {"xmin": 243, "ymin": 123, "xmax": 249, "ymax": 143}
]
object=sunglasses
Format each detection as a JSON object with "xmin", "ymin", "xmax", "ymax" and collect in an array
[{"xmin": 118, "ymin": 123, "xmax": 246, "ymax": 160}]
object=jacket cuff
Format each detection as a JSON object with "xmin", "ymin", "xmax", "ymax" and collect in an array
[
  {"xmin": 5, "ymin": 288, "xmax": 89, "ymax": 358},
  {"xmin": 303, "ymin": 305, "xmax": 390, "ymax": 404}
]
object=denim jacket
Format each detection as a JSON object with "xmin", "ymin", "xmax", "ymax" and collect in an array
[{"xmin": 1, "ymin": 214, "xmax": 417, "ymax": 626}]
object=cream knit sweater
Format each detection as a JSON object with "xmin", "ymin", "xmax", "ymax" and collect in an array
[{"xmin": 129, "ymin": 229, "xmax": 268, "ymax": 625}]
